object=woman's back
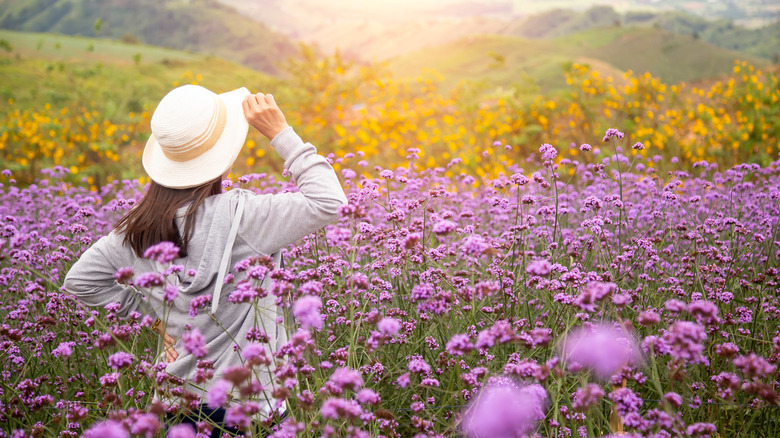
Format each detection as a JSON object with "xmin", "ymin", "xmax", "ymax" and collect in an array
[{"xmin": 64, "ymin": 125, "xmax": 347, "ymax": 410}]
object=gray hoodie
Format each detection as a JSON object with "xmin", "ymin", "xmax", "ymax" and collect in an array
[{"xmin": 63, "ymin": 126, "xmax": 347, "ymax": 411}]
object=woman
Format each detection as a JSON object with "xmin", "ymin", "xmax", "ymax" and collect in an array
[{"xmin": 64, "ymin": 84, "xmax": 347, "ymax": 435}]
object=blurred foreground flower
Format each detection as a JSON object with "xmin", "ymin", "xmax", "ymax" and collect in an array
[
  {"xmin": 461, "ymin": 378, "xmax": 547, "ymax": 438},
  {"xmin": 562, "ymin": 323, "xmax": 639, "ymax": 379}
]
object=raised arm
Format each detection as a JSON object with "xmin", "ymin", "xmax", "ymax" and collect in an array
[{"xmin": 239, "ymin": 93, "xmax": 347, "ymax": 254}]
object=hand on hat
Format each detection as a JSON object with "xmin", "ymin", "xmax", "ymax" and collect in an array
[{"xmin": 242, "ymin": 92, "xmax": 290, "ymax": 141}]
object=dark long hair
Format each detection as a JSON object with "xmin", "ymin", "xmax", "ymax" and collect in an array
[{"xmin": 115, "ymin": 178, "xmax": 222, "ymax": 257}]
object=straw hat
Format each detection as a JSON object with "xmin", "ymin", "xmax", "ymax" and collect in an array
[{"xmin": 143, "ymin": 85, "xmax": 250, "ymax": 189}]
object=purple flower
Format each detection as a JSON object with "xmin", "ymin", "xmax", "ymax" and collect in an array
[
  {"xmin": 579, "ymin": 143, "xmax": 592, "ymax": 151},
  {"xmin": 665, "ymin": 299, "xmax": 686, "ymax": 313},
  {"xmin": 320, "ymin": 398, "xmax": 362, "ymax": 420},
  {"xmin": 356, "ymin": 388, "xmax": 381, "ymax": 405},
  {"xmin": 686, "ymin": 423, "xmax": 717, "ymax": 438},
  {"xmin": 114, "ymin": 267, "xmax": 134, "ymax": 283},
  {"xmin": 142, "ymin": 241, "xmax": 180, "ymax": 264},
  {"xmin": 182, "ymin": 327, "xmax": 207, "ymax": 358},
  {"xmin": 83, "ymin": 420, "xmax": 129, "ymax": 438},
  {"xmin": 637, "ymin": 310, "xmax": 660, "ymax": 326},
  {"xmin": 377, "ymin": 317, "xmax": 401, "ymax": 335},
  {"xmin": 99, "ymin": 372, "xmax": 120, "ymax": 386},
  {"xmin": 715, "ymin": 342, "xmax": 740, "ymax": 358},
  {"xmin": 189, "ymin": 295, "xmax": 212, "ymax": 317},
  {"xmin": 166, "ymin": 424, "xmax": 196, "ymax": 438},
  {"xmin": 421, "ymin": 377, "xmax": 440, "ymax": 387},
  {"xmin": 608, "ymin": 387, "xmax": 642, "ymax": 417},
  {"xmin": 526, "ymin": 260, "xmax": 552, "ymax": 276},
  {"xmin": 711, "ymin": 372, "xmax": 741, "ymax": 399},
  {"xmin": 446, "ymin": 334, "xmax": 474, "ymax": 356},
  {"xmin": 664, "ymin": 392, "xmax": 683, "ymax": 408},
  {"xmin": 293, "ymin": 295, "xmax": 323, "ymax": 331},
  {"xmin": 224, "ymin": 405, "xmax": 251, "ymax": 429},
  {"xmin": 461, "ymin": 381, "xmax": 547, "ymax": 438},
  {"xmin": 107, "ymin": 351, "xmax": 134, "ymax": 369},
  {"xmin": 632, "ymin": 142, "xmax": 645, "ymax": 150},
  {"xmin": 411, "ymin": 284, "xmax": 434, "ymax": 301},
  {"xmin": 342, "ymin": 168, "xmax": 357, "ymax": 179},
  {"xmin": 129, "ymin": 413, "xmax": 160, "ymax": 438},
  {"xmin": 329, "ymin": 367, "xmax": 363, "ymax": 391},
  {"xmin": 52, "ymin": 341, "xmax": 74, "ymax": 358},
  {"xmin": 432, "ymin": 219, "xmax": 458, "ymax": 235},
  {"xmin": 461, "ymin": 235, "xmax": 488, "ymax": 256},
  {"xmin": 539, "ymin": 143, "xmax": 558, "ymax": 160},
  {"xmin": 574, "ymin": 282, "xmax": 616, "ymax": 312},
  {"xmin": 572, "ymin": 383, "xmax": 605, "ymax": 412},
  {"xmin": 206, "ymin": 379, "xmax": 232, "ymax": 409},
  {"xmin": 602, "ymin": 128, "xmax": 625, "ymax": 142},
  {"xmin": 733, "ymin": 353, "xmax": 776, "ymax": 379},
  {"xmin": 326, "ymin": 227, "xmax": 351, "ymax": 243},
  {"xmin": 163, "ymin": 284, "xmax": 178, "ymax": 302},
  {"xmin": 135, "ymin": 272, "xmax": 165, "ymax": 288},
  {"xmin": 242, "ymin": 343, "xmax": 269, "ymax": 366},
  {"xmin": 397, "ymin": 372, "xmax": 410, "ymax": 388},
  {"xmin": 504, "ymin": 359, "xmax": 546, "ymax": 381},
  {"xmin": 688, "ymin": 300, "xmax": 720, "ymax": 324},
  {"xmin": 662, "ymin": 321, "xmax": 708, "ymax": 365},
  {"xmin": 562, "ymin": 323, "xmax": 638, "ymax": 379},
  {"xmin": 408, "ymin": 358, "xmax": 432, "ymax": 375},
  {"xmin": 510, "ymin": 173, "xmax": 530, "ymax": 185}
]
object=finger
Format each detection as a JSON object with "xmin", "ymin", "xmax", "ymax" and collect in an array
[
  {"xmin": 164, "ymin": 332, "xmax": 175, "ymax": 345},
  {"xmin": 264, "ymin": 94, "xmax": 275, "ymax": 104},
  {"xmin": 165, "ymin": 346, "xmax": 177, "ymax": 363},
  {"xmin": 242, "ymin": 96, "xmax": 251, "ymax": 113},
  {"xmin": 254, "ymin": 93, "xmax": 265, "ymax": 106},
  {"xmin": 244, "ymin": 94, "xmax": 258, "ymax": 112}
]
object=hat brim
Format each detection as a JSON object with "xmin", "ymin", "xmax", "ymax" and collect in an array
[{"xmin": 142, "ymin": 87, "xmax": 251, "ymax": 189}]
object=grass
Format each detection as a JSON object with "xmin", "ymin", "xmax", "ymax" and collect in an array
[
  {"xmin": 0, "ymin": 30, "xmax": 277, "ymax": 112},
  {"xmin": 0, "ymin": 29, "xmax": 199, "ymax": 64}
]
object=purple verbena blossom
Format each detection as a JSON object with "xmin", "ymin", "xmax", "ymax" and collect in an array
[
  {"xmin": 182, "ymin": 327, "xmax": 207, "ymax": 358},
  {"xmin": 377, "ymin": 317, "xmax": 401, "ymax": 335},
  {"xmin": 107, "ymin": 351, "xmax": 134, "ymax": 369},
  {"xmin": 142, "ymin": 241, "xmax": 180, "ymax": 264},
  {"xmin": 293, "ymin": 295, "xmax": 323, "ymax": 331}
]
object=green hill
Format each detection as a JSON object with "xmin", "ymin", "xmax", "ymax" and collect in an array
[
  {"xmin": 0, "ymin": 0, "xmax": 298, "ymax": 74},
  {"xmin": 502, "ymin": 6, "xmax": 780, "ymax": 62},
  {"xmin": 388, "ymin": 27, "xmax": 770, "ymax": 92},
  {"xmin": 0, "ymin": 30, "xmax": 276, "ymax": 113}
]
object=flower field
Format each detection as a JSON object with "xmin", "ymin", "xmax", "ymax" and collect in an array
[
  {"xmin": 2, "ymin": 58, "xmax": 779, "ymax": 186},
  {"xmin": 1, "ymin": 126, "xmax": 779, "ymax": 436}
]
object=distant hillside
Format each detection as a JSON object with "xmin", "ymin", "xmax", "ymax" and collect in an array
[
  {"xmin": 389, "ymin": 27, "xmax": 770, "ymax": 92},
  {"xmin": 0, "ymin": 30, "xmax": 276, "ymax": 112},
  {"xmin": 0, "ymin": 0, "xmax": 298, "ymax": 74},
  {"xmin": 219, "ymin": 1, "xmax": 779, "ymax": 64},
  {"xmin": 504, "ymin": 6, "xmax": 780, "ymax": 61}
]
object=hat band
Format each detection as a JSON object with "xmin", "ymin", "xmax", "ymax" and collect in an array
[{"xmin": 162, "ymin": 98, "xmax": 227, "ymax": 162}]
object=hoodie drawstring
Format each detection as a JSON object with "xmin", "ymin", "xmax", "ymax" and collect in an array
[{"xmin": 211, "ymin": 193, "xmax": 246, "ymax": 314}]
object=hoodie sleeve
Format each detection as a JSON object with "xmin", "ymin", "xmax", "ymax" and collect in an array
[
  {"xmin": 63, "ymin": 232, "xmax": 154, "ymax": 319},
  {"xmin": 238, "ymin": 126, "xmax": 348, "ymax": 255}
]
